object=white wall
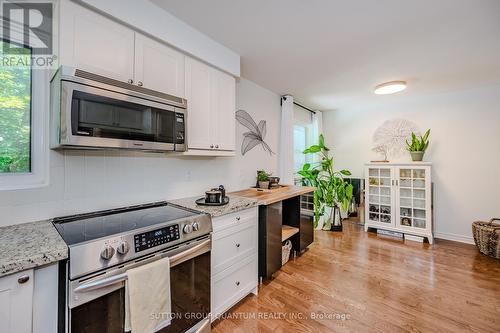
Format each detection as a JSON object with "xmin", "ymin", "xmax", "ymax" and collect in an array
[
  {"xmin": 323, "ymin": 84, "xmax": 500, "ymax": 243},
  {"xmin": 0, "ymin": 78, "xmax": 280, "ymax": 226}
]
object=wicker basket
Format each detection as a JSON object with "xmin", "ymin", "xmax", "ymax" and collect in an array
[{"xmin": 472, "ymin": 218, "xmax": 500, "ymax": 259}]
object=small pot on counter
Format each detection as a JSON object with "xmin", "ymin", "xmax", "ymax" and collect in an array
[{"xmin": 205, "ymin": 189, "xmax": 223, "ymax": 203}]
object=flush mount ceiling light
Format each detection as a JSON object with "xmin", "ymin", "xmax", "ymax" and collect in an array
[{"xmin": 374, "ymin": 81, "xmax": 407, "ymax": 95}]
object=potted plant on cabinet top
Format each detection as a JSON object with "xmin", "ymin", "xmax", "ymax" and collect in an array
[
  {"xmin": 257, "ymin": 170, "xmax": 270, "ymax": 189},
  {"xmin": 406, "ymin": 129, "xmax": 430, "ymax": 161},
  {"xmin": 298, "ymin": 135, "xmax": 353, "ymax": 231}
]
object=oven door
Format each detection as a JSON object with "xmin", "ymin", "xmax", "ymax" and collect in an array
[
  {"xmin": 59, "ymin": 80, "xmax": 178, "ymax": 151},
  {"xmin": 64, "ymin": 237, "xmax": 211, "ymax": 333}
]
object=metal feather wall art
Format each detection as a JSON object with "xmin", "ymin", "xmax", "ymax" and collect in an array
[
  {"xmin": 372, "ymin": 118, "xmax": 420, "ymax": 160},
  {"xmin": 235, "ymin": 110, "xmax": 274, "ymax": 156}
]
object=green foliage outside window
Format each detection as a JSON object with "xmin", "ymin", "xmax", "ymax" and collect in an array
[{"xmin": 0, "ymin": 41, "xmax": 32, "ymax": 173}]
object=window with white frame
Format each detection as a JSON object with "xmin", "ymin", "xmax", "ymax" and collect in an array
[
  {"xmin": 0, "ymin": 39, "xmax": 48, "ymax": 190},
  {"xmin": 293, "ymin": 105, "xmax": 314, "ymax": 179},
  {"xmin": 293, "ymin": 124, "xmax": 310, "ymax": 173}
]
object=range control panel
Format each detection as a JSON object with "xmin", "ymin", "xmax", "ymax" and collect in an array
[{"xmin": 134, "ymin": 224, "xmax": 180, "ymax": 253}]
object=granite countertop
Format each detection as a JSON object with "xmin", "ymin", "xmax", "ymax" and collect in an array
[
  {"xmin": 169, "ymin": 194, "xmax": 259, "ymax": 217},
  {"xmin": 0, "ymin": 220, "xmax": 68, "ymax": 278}
]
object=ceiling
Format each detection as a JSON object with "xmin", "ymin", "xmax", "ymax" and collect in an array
[{"xmin": 151, "ymin": 0, "xmax": 500, "ymax": 111}]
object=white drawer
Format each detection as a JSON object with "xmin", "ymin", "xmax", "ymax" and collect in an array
[
  {"xmin": 212, "ymin": 220, "xmax": 257, "ymax": 275},
  {"xmin": 212, "ymin": 256, "xmax": 257, "ymax": 318},
  {"xmin": 212, "ymin": 207, "xmax": 258, "ymax": 232}
]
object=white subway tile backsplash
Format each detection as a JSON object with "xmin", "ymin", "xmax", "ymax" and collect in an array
[{"xmin": 64, "ymin": 151, "xmax": 86, "ymax": 200}]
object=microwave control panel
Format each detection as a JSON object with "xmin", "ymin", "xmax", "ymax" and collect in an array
[
  {"xmin": 134, "ymin": 224, "xmax": 180, "ymax": 253},
  {"xmin": 175, "ymin": 113, "xmax": 185, "ymax": 144}
]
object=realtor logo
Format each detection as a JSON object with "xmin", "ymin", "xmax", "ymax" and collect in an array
[{"xmin": 2, "ymin": 1, "xmax": 53, "ymax": 54}]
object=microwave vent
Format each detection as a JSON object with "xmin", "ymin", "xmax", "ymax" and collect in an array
[{"xmin": 74, "ymin": 69, "xmax": 185, "ymax": 105}]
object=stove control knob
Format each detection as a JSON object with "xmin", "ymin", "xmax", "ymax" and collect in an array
[
  {"xmin": 117, "ymin": 241, "xmax": 130, "ymax": 255},
  {"xmin": 100, "ymin": 246, "xmax": 115, "ymax": 260},
  {"xmin": 183, "ymin": 224, "xmax": 193, "ymax": 234},
  {"xmin": 192, "ymin": 222, "xmax": 200, "ymax": 231}
]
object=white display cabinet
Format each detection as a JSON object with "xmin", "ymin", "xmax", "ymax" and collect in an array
[{"xmin": 364, "ymin": 162, "xmax": 433, "ymax": 244}]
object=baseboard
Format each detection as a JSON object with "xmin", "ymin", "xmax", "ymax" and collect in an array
[{"xmin": 434, "ymin": 231, "xmax": 475, "ymax": 245}]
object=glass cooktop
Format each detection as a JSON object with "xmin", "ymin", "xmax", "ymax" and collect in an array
[{"xmin": 53, "ymin": 202, "xmax": 198, "ymax": 245}]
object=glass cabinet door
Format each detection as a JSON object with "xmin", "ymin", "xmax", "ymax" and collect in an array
[
  {"xmin": 367, "ymin": 167, "xmax": 393, "ymax": 225},
  {"xmin": 398, "ymin": 167, "xmax": 428, "ymax": 229}
]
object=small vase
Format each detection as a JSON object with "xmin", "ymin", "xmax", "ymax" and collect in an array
[
  {"xmin": 410, "ymin": 151, "xmax": 424, "ymax": 161},
  {"xmin": 258, "ymin": 181, "xmax": 270, "ymax": 189}
]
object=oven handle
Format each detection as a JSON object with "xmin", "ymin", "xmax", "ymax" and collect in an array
[{"xmin": 74, "ymin": 238, "xmax": 210, "ymax": 293}]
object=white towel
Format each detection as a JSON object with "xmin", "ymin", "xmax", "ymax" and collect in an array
[{"xmin": 124, "ymin": 257, "xmax": 172, "ymax": 333}]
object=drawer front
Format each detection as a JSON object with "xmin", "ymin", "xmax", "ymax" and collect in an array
[
  {"xmin": 212, "ymin": 207, "xmax": 257, "ymax": 232},
  {"xmin": 212, "ymin": 256, "xmax": 257, "ymax": 318},
  {"xmin": 212, "ymin": 220, "xmax": 257, "ymax": 275}
]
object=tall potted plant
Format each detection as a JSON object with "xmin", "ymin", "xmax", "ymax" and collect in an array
[
  {"xmin": 298, "ymin": 135, "xmax": 353, "ymax": 231},
  {"xmin": 406, "ymin": 129, "xmax": 430, "ymax": 161}
]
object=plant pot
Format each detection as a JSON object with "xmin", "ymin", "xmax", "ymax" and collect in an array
[
  {"xmin": 314, "ymin": 215, "xmax": 324, "ymax": 230},
  {"xmin": 410, "ymin": 151, "xmax": 425, "ymax": 162},
  {"xmin": 258, "ymin": 181, "xmax": 270, "ymax": 189},
  {"xmin": 322, "ymin": 206, "xmax": 343, "ymax": 232},
  {"xmin": 331, "ymin": 224, "xmax": 343, "ymax": 232}
]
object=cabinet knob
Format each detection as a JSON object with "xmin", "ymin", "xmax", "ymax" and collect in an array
[
  {"xmin": 215, "ymin": 144, "xmax": 219, "ymax": 149},
  {"xmin": 235, "ymin": 281, "xmax": 240, "ymax": 286},
  {"xmin": 128, "ymin": 79, "xmax": 134, "ymax": 84},
  {"xmin": 236, "ymin": 243, "xmax": 240, "ymax": 248},
  {"xmin": 137, "ymin": 81, "xmax": 143, "ymax": 87},
  {"xmin": 210, "ymin": 144, "xmax": 214, "ymax": 148},
  {"xmin": 236, "ymin": 217, "xmax": 241, "ymax": 221},
  {"xmin": 18, "ymin": 275, "xmax": 30, "ymax": 284}
]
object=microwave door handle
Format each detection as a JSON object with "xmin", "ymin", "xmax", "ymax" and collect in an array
[{"xmin": 74, "ymin": 238, "xmax": 211, "ymax": 293}]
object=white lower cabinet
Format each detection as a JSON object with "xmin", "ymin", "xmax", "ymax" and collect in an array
[
  {"xmin": 0, "ymin": 269, "xmax": 34, "ymax": 333},
  {"xmin": 0, "ymin": 264, "xmax": 59, "ymax": 333},
  {"xmin": 211, "ymin": 208, "xmax": 258, "ymax": 321}
]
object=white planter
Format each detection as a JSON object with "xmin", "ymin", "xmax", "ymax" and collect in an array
[{"xmin": 315, "ymin": 215, "xmax": 324, "ymax": 230}]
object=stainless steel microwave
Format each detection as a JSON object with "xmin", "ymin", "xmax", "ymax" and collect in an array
[{"xmin": 50, "ymin": 66, "xmax": 187, "ymax": 152}]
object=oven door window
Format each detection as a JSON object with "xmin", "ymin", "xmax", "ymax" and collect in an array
[
  {"xmin": 70, "ymin": 252, "xmax": 210, "ymax": 333},
  {"xmin": 70, "ymin": 90, "xmax": 176, "ymax": 144}
]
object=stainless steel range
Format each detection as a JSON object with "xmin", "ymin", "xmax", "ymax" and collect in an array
[{"xmin": 53, "ymin": 201, "xmax": 212, "ymax": 333}]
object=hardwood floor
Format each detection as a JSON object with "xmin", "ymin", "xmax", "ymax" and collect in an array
[{"xmin": 212, "ymin": 221, "xmax": 500, "ymax": 333}]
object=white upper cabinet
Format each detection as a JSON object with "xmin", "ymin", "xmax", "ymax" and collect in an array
[
  {"xmin": 185, "ymin": 57, "xmax": 212, "ymax": 150},
  {"xmin": 59, "ymin": 1, "xmax": 135, "ymax": 82},
  {"xmin": 212, "ymin": 70, "xmax": 236, "ymax": 151},
  {"xmin": 0, "ymin": 270, "xmax": 34, "ymax": 333},
  {"xmin": 186, "ymin": 57, "xmax": 236, "ymax": 153},
  {"xmin": 59, "ymin": 1, "xmax": 186, "ymax": 97},
  {"xmin": 134, "ymin": 34, "xmax": 185, "ymax": 98}
]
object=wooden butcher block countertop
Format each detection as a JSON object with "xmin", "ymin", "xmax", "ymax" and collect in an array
[{"xmin": 231, "ymin": 185, "xmax": 315, "ymax": 205}]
